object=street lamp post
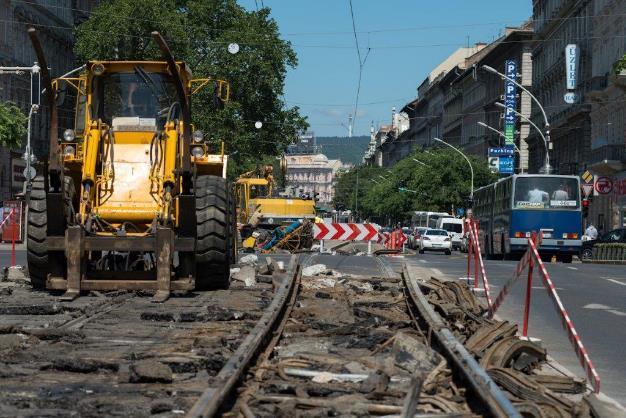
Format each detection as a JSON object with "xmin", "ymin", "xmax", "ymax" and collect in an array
[
  {"xmin": 494, "ymin": 102, "xmax": 550, "ymax": 174},
  {"xmin": 432, "ymin": 137, "xmax": 474, "ymax": 217},
  {"xmin": 482, "ymin": 64, "xmax": 551, "ymax": 174},
  {"xmin": 477, "ymin": 121, "xmax": 524, "ymax": 174}
]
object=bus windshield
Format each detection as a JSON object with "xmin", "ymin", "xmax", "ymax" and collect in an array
[{"xmin": 513, "ymin": 177, "xmax": 579, "ymax": 209}]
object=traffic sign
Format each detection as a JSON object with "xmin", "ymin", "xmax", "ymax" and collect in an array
[
  {"xmin": 581, "ymin": 183, "xmax": 593, "ymax": 198},
  {"xmin": 488, "ymin": 157, "xmax": 499, "ymax": 173},
  {"xmin": 313, "ymin": 223, "xmax": 379, "ymax": 241},
  {"xmin": 499, "ymin": 156, "xmax": 514, "ymax": 174},
  {"xmin": 581, "ymin": 170, "xmax": 593, "ymax": 184},
  {"xmin": 594, "ymin": 176, "xmax": 613, "ymax": 195}
]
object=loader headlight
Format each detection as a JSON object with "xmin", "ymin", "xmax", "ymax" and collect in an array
[
  {"xmin": 63, "ymin": 145, "xmax": 75, "ymax": 157},
  {"xmin": 192, "ymin": 130, "xmax": 204, "ymax": 143},
  {"xmin": 92, "ymin": 63, "xmax": 105, "ymax": 75},
  {"xmin": 63, "ymin": 129, "xmax": 75, "ymax": 142},
  {"xmin": 190, "ymin": 145, "xmax": 204, "ymax": 158}
]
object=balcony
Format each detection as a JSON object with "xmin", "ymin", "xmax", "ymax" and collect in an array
[{"xmin": 588, "ymin": 144, "xmax": 626, "ymax": 174}]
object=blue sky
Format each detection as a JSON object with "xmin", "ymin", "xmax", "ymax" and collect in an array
[{"xmin": 239, "ymin": 1, "xmax": 532, "ymax": 137}]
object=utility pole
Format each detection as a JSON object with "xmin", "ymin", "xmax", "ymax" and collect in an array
[{"xmin": 0, "ymin": 62, "xmax": 41, "ymax": 191}]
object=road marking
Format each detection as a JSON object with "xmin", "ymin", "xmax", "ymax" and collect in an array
[
  {"xmin": 532, "ymin": 286, "xmax": 563, "ymax": 290},
  {"xmin": 605, "ymin": 278, "xmax": 626, "ymax": 287},
  {"xmin": 431, "ymin": 268, "xmax": 444, "ymax": 276},
  {"xmin": 418, "ymin": 259, "xmax": 427, "ymax": 263},
  {"xmin": 567, "ymin": 267, "xmax": 578, "ymax": 270},
  {"xmin": 583, "ymin": 303, "xmax": 611, "ymax": 310},
  {"xmin": 583, "ymin": 303, "xmax": 626, "ymax": 316}
]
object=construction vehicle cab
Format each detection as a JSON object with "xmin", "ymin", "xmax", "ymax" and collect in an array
[
  {"xmin": 235, "ymin": 170, "xmax": 316, "ymax": 229},
  {"xmin": 26, "ymin": 29, "xmax": 236, "ymax": 301}
]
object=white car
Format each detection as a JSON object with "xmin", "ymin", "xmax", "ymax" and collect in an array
[{"xmin": 419, "ymin": 229, "xmax": 452, "ymax": 255}]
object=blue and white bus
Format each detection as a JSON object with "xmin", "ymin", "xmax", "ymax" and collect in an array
[{"xmin": 473, "ymin": 174, "xmax": 582, "ymax": 262}]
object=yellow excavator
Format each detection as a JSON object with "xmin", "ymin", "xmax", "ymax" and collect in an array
[
  {"xmin": 26, "ymin": 29, "xmax": 236, "ymax": 301},
  {"xmin": 235, "ymin": 164, "xmax": 316, "ymax": 230}
]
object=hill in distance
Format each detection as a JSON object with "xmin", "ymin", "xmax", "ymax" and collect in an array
[{"xmin": 315, "ymin": 136, "xmax": 370, "ymax": 166}]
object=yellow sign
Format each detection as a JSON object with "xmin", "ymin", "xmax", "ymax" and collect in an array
[{"xmin": 581, "ymin": 170, "xmax": 593, "ymax": 184}]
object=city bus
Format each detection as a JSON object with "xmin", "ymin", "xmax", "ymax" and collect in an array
[
  {"xmin": 411, "ymin": 211, "xmax": 451, "ymax": 229},
  {"xmin": 473, "ymin": 174, "xmax": 582, "ymax": 262}
]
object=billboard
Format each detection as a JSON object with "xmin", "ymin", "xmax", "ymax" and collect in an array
[
  {"xmin": 565, "ymin": 44, "xmax": 579, "ymax": 90},
  {"xmin": 488, "ymin": 147, "xmax": 515, "ymax": 174},
  {"xmin": 503, "ymin": 60, "xmax": 517, "ymax": 145}
]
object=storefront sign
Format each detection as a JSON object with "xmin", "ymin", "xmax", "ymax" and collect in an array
[
  {"xmin": 503, "ymin": 60, "xmax": 517, "ymax": 145},
  {"xmin": 565, "ymin": 44, "xmax": 579, "ymax": 90}
]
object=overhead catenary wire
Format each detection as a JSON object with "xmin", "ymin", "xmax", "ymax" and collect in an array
[{"xmin": 9, "ymin": 0, "xmax": 626, "ymax": 39}]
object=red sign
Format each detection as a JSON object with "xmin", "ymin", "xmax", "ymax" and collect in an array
[{"xmin": 595, "ymin": 176, "xmax": 613, "ymax": 195}]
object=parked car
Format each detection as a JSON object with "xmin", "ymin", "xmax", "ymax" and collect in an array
[
  {"xmin": 581, "ymin": 228, "xmax": 626, "ymax": 260},
  {"xmin": 419, "ymin": 229, "xmax": 452, "ymax": 255}
]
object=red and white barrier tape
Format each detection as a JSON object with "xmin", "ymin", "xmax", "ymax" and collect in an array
[
  {"xmin": 0, "ymin": 209, "xmax": 15, "ymax": 229},
  {"xmin": 466, "ymin": 220, "xmax": 493, "ymax": 310},
  {"xmin": 527, "ymin": 238, "xmax": 601, "ymax": 393},
  {"xmin": 488, "ymin": 250, "xmax": 530, "ymax": 318}
]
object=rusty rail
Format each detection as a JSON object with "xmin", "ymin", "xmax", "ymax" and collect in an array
[
  {"xmin": 187, "ymin": 256, "xmax": 301, "ymax": 418},
  {"xmin": 402, "ymin": 264, "xmax": 521, "ymax": 418}
]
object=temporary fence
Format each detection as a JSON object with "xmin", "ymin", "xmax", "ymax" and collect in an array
[
  {"xmin": 379, "ymin": 229, "xmax": 407, "ymax": 250},
  {"xmin": 489, "ymin": 232, "xmax": 601, "ymax": 393},
  {"xmin": 464, "ymin": 219, "xmax": 493, "ymax": 310},
  {"xmin": 0, "ymin": 208, "xmax": 17, "ymax": 266}
]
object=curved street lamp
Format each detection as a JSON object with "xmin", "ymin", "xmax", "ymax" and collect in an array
[
  {"xmin": 494, "ymin": 102, "xmax": 550, "ymax": 174},
  {"xmin": 432, "ymin": 137, "xmax": 474, "ymax": 217},
  {"xmin": 482, "ymin": 64, "xmax": 552, "ymax": 174}
]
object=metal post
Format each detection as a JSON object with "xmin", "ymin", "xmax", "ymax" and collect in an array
[
  {"xmin": 466, "ymin": 220, "xmax": 473, "ymax": 285},
  {"xmin": 11, "ymin": 210, "xmax": 16, "ymax": 267},
  {"xmin": 154, "ymin": 226, "xmax": 173, "ymax": 303},
  {"xmin": 319, "ymin": 239, "xmax": 324, "ymax": 253},
  {"xmin": 367, "ymin": 240, "xmax": 372, "ymax": 256},
  {"xmin": 62, "ymin": 226, "xmax": 84, "ymax": 301},
  {"xmin": 522, "ymin": 232, "xmax": 536, "ymax": 337},
  {"xmin": 474, "ymin": 223, "xmax": 479, "ymax": 290}
]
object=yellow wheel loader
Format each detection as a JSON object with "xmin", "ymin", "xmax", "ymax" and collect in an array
[{"xmin": 26, "ymin": 29, "xmax": 236, "ymax": 301}]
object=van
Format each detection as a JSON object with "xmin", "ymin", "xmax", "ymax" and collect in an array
[{"xmin": 437, "ymin": 217, "xmax": 464, "ymax": 250}]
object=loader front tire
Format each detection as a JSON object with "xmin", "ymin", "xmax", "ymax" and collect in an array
[
  {"xmin": 26, "ymin": 176, "xmax": 75, "ymax": 289},
  {"xmin": 194, "ymin": 175, "xmax": 234, "ymax": 290}
]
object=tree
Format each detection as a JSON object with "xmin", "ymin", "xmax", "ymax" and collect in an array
[
  {"xmin": 334, "ymin": 149, "xmax": 497, "ymax": 225},
  {"xmin": 0, "ymin": 102, "xmax": 27, "ymax": 148},
  {"xmin": 74, "ymin": 0, "xmax": 307, "ymax": 175}
]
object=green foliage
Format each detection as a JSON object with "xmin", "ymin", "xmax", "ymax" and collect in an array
[
  {"xmin": 614, "ymin": 54, "xmax": 626, "ymax": 74},
  {"xmin": 334, "ymin": 149, "xmax": 497, "ymax": 224},
  {"xmin": 0, "ymin": 102, "xmax": 27, "ymax": 148},
  {"xmin": 74, "ymin": 0, "xmax": 308, "ymax": 170}
]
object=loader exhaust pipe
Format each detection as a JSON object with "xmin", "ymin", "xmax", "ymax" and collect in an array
[
  {"xmin": 27, "ymin": 27, "xmax": 61, "ymax": 191},
  {"xmin": 151, "ymin": 31, "xmax": 192, "ymax": 194}
]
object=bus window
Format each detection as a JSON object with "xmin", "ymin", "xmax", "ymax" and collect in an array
[{"xmin": 514, "ymin": 177, "xmax": 579, "ymax": 209}]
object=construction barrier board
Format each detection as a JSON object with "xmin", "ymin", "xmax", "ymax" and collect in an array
[{"xmin": 313, "ymin": 223, "xmax": 379, "ymax": 241}]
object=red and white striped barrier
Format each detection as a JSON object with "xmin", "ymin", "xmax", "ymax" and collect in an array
[
  {"xmin": 378, "ymin": 230, "xmax": 407, "ymax": 248},
  {"xmin": 489, "ymin": 233, "xmax": 601, "ymax": 393},
  {"xmin": 465, "ymin": 219, "xmax": 493, "ymax": 310},
  {"xmin": 0, "ymin": 209, "xmax": 15, "ymax": 229},
  {"xmin": 313, "ymin": 223, "xmax": 379, "ymax": 241}
]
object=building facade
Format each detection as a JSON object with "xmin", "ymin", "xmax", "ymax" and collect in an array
[
  {"xmin": 285, "ymin": 154, "xmax": 345, "ymax": 203},
  {"xmin": 586, "ymin": 0, "xmax": 626, "ymax": 230},
  {"xmin": 0, "ymin": 0, "xmax": 98, "ymax": 202}
]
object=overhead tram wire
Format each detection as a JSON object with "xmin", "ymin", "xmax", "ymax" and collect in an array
[
  {"xmin": 348, "ymin": 0, "xmax": 371, "ymax": 137},
  {"xmin": 10, "ymin": 0, "xmax": 626, "ymax": 39}
]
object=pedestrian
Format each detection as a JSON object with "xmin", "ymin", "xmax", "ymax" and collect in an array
[
  {"xmin": 585, "ymin": 223, "xmax": 598, "ymax": 240},
  {"xmin": 551, "ymin": 183, "xmax": 569, "ymax": 200}
]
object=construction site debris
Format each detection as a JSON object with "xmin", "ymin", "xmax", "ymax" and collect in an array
[
  {"xmin": 129, "ymin": 360, "xmax": 173, "ymax": 383},
  {"xmin": 302, "ymin": 264, "xmax": 327, "ymax": 277}
]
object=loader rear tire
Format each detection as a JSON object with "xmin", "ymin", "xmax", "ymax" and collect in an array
[
  {"xmin": 26, "ymin": 176, "xmax": 75, "ymax": 289},
  {"xmin": 194, "ymin": 175, "xmax": 234, "ymax": 290}
]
